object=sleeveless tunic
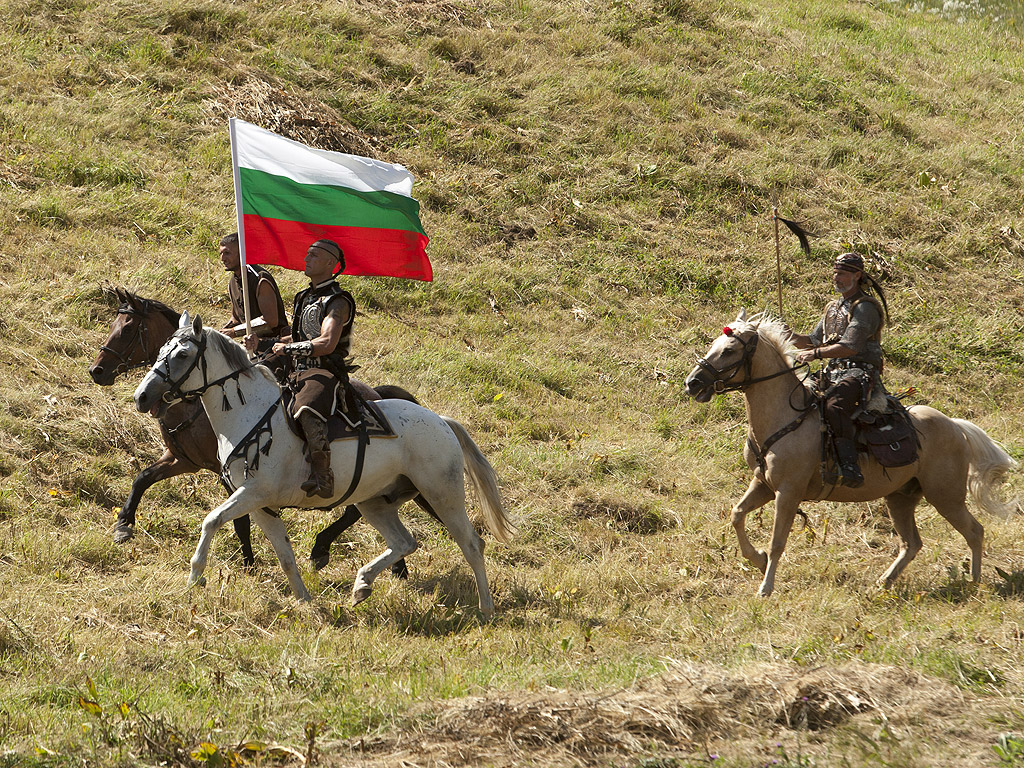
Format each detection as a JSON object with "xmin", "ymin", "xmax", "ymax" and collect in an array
[
  {"xmin": 227, "ymin": 264, "xmax": 290, "ymax": 337},
  {"xmin": 287, "ymin": 279, "xmax": 356, "ymax": 421}
]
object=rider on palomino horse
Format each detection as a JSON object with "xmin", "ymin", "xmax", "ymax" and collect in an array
[
  {"xmin": 246, "ymin": 238, "xmax": 356, "ymax": 500},
  {"xmin": 218, "ymin": 232, "xmax": 290, "ymax": 345},
  {"xmin": 787, "ymin": 252, "xmax": 890, "ymax": 489}
]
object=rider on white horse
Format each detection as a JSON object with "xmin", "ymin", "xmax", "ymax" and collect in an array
[
  {"xmin": 246, "ymin": 238, "xmax": 356, "ymax": 499},
  {"xmin": 788, "ymin": 252, "xmax": 890, "ymax": 488}
]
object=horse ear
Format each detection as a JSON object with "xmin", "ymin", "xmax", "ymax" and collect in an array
[
  {"xmin": 192, "ymin": 315, "xmax": 203, "ymax": 337},
  {"xmin": 737, "ymin": 308, "xmax": 747, "ymax": 323},
  {"xmin": 179, "ymin": 311, "xmax": 191, "ymax": 329}
]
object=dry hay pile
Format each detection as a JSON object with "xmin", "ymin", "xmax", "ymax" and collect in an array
[
  {"xmin": 206, "ymin": 74, "xmax": 377, "ymax": 157},
  {"xmin": 324, "ymin": 662, "xmax": 996, "ymax": 767}
]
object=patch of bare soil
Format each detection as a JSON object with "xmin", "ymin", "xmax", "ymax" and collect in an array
[{"xmin": 320, "ymin": 662, "xmax": 1000, "ymax": 767}]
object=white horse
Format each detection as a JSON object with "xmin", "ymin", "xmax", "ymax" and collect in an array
[{"xmin": 133, "ymin": 314, "xmax": 513, "ymax": 617}]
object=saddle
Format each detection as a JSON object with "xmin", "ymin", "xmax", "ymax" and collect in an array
[
  {"xmin": 852, "ymin": 394, "xmax": 919, "ymax": 468},
  {"xmin": 280, "ymin": 387, "xmax": 397, "ymax": 443}
]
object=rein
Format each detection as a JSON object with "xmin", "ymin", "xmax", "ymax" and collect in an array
[
  {"xmin": 696, "ymin": 329, "xmax": 814, "ymax": 474},
  {"xmin": 694, "ymin": 332, "xmax": 808, "ymax": 396}
]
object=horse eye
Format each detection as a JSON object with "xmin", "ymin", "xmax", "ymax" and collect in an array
[{"xmin": 174, "ymin": 349, "xmax": 188, "ymax": 359}]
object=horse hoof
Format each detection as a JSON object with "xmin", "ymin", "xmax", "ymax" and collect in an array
[
  {"xmin": 188, "ymin": 575, "xmax": 207, "ymax": 588},
  {"xmin": 310, "ymin": 554, "xmax": 330, "ymax": 571},
  {"xmin": 112, "ymin": 524, "xmax": 134, "ymax": 544},
  {"xmin": 352, "ymin": 586, "xmax": 372, "ymax": 606}
]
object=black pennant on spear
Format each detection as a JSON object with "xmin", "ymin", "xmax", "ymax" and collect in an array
[{"xmin": 772, "ymin": 206, "xmax": 813, "ymax": 317}]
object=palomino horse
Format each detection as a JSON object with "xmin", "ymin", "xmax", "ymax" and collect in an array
[
  {"xmin": 134, "ymin": 315, "xmax": 513, "ymax": 616},
  {"xmin": 90, "ymin": 288, "xmax": 420, "ymax": 573},
  {"xmin": 684, "ymin": 309, "xmax": 1018, "ymax": 597}
]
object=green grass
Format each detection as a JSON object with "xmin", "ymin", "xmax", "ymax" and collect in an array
[{"xmin": 2, "ymin": 0, "xmax": 1024, "ymax": 765}]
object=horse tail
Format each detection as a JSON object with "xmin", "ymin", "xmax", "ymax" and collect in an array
[
  {"xmin": 954, "ymin": 418, "xmax": 1020, "ymax": 518},
  {"xmin": 441, "ymin": 417, "xmax": 514, "ymax": 543}
]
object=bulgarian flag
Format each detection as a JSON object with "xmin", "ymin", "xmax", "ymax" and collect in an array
[{"xmin": 229, "ymin": 118, "xmax": 431, "ymax": 281}]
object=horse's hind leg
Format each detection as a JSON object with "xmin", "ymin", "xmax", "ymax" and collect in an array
[
  {"xmin": 309, "ymin": 504, "xmax": 410, "ymax": 578},
  {"xmin": 880, "ymin": 483, "xmax": 925, "ymax": 587},
  {"xmin": 417, "ymin": 484, "xmax": 494, "ymax": 619},
  {"xmin": 731, "ymin": 477, "xmax": 776, "ymax": 574},
  {"xmin": 114, "ymin": 449, "xmax": 200, "ymax": 543},
  {"xmin": 924, "ymin": 488, "xmax": 984, "ymax": 583},
  {"xmin": 350, "ymin": 498, "xmax": 418, "ymax": 606}
]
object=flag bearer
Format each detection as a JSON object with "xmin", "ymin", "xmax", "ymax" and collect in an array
[{"xmin": 246, "ymin": 239, "xmax": 356, "ymax": 499}]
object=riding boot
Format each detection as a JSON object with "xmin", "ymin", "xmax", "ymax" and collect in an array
[
  {"xmin": 834, "ymin": 438, "xmax": 864, "ymax": 489},
  {"xmin": 297, "ymin": 413, "xmax": 335, "ymax": 498}
]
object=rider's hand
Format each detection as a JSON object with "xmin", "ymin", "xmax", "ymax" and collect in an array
[
  {"xmin": 243, "ymin": 333, "xmax": 259, "ymax": 354},
  {"xmin": 271, "ymin": 342, "xmax": 286, "ymax": 356},
  {"xmin": 796, "ymin": 348, "xmax": 817, "ymax": 363}
]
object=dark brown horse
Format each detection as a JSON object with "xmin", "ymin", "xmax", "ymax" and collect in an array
[{"xmin": 90, "ymin": 287, "xmax": 421, "ymax": 574}]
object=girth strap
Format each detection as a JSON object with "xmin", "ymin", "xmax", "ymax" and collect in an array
[{"xmin": 333, "ymin": 421, "xmax": 369, "ymax": 506}]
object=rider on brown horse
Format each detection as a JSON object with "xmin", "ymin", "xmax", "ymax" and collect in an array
[
  {"xmin": 218, "ymin": 232, "xmax": 290, "ymax": 344},
  {"xmin": 789, "ymin": 252, "xmax": 890, "ymax": 488},
  {"xmin": 246, "ymin": 239, "xmax": 356, "ymax": 499}
]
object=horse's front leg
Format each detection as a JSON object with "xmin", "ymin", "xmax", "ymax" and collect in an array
[
  {"xmin": 114, "ymin": 450, "xmax": 200, "ymax": 543},
  {"xmin": 189, "ymin": 490, "xmax": 257, "ymax": 588},
  {"xmin": 251, "ymin": 508, "xmax": 311, "ymax": 601},
  {"xmin": 731, "ymin": 477, "xmax": 776, "ymax": 574},
  {"xmin": 758, "ymin": 488, "xmax": 802, "ymax": 597}
]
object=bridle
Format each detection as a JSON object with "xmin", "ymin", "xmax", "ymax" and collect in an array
[
  {"xmin": 98, "ymin": 306, "xmax": 155, "ymax": 377},
  {"xmin": 151, "ymin": 328, "xmax": 283, "ymax": 485},
  {"xmin": 693, "ymin": 329, "xmax": 807, "ymax": 396},
  {"xmin": 152, "ymin": 331, "xmax": 247, "ymax": 407}
]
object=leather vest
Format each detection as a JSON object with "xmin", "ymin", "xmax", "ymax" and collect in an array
[
  {"xmin": 290, "ymin": 279, "xmax": 355, "ymax": 375},
  {"xmin": 228, "ymin": 265, "xmax": 289, "ymax": 335},
  {"xmin": 820, "ymin": 291, "xmax": 884, "ymax": 370}
]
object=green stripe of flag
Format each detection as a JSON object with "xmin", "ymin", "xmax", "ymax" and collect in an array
[{"xmin": 239, "ymin": 167, "xmax": 426, "ymax": 234}]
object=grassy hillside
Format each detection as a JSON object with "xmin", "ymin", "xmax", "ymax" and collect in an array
[{"xmin": 3, "ymin": 0, "xmax": 1024, "ymax": 765}]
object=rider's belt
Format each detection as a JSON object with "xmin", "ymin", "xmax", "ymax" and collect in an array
[{"xmin": 826, "ymin": 359, "xmax": 875, "ymax": 372}]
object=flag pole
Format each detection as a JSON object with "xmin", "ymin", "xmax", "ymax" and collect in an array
[
  {"xmin": 228, "ymin": 118, "xmax": 253, "ymax": 343},
  {"xmin": 773, "ymin": 206, "xmax": 783, "ymax": 317}
]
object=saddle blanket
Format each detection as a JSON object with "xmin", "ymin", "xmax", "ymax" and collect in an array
[{"xmin": 327, "ymin": 397, "xmax": 396, "ymax": 442}]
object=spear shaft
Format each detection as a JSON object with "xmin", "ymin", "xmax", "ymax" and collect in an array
[{"xmin": 773, "ymin": 206, "xmax": 783, "ymax": 317}]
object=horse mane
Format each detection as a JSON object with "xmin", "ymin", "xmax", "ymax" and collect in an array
[
  {"xmin": 110, "ymin": 287, "xmax": 182, "ymax": 325},
  {"xmin": 733, "ymin": 311, "xmax": 799, "ymax": 364},
  {"xmin": 203, "ymin": 328, "xmax": 256, "ymax": 374}
]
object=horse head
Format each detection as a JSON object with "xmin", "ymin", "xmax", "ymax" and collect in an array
[
  {"xmin": 90, "ymin": 288, "xmax": 180, "ymax": 385},
  {"xmin": 133, "ymin": 313, "xmax": 207, "ymax": 419},
  {"xmin": 684, "ymin": 308, "xmax": 762, "ymax": 402}
]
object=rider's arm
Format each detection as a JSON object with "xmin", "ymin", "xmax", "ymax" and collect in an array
[
  {"xmin": 272, "ymin": 296, "xmax": 351, "ymax": 357},
  {"xmin": 253, "ymin": 278, "xmax": 281, "ymax": 335}
]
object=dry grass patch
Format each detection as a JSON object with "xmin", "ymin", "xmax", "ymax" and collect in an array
[{"xmin": 331, "ymin": 661, "xmax": 997, "ymax": 767}]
